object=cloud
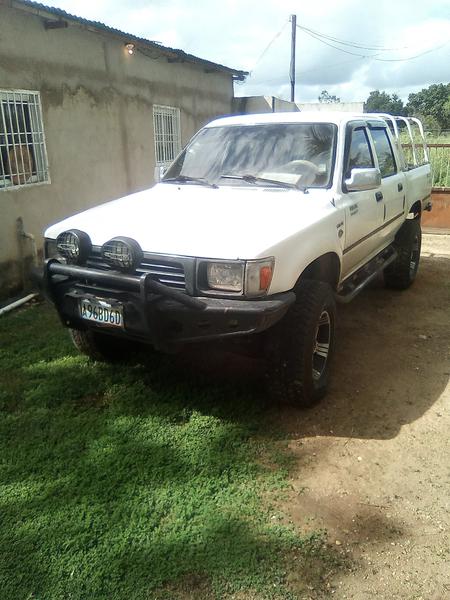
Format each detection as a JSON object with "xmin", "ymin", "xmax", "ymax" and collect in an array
[{"xmin": 43, "ymin": 0, "xmax": 450, "ymax": 103}]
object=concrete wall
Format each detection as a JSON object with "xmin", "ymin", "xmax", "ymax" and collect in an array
[
  {"xmin": 296, "ymin": 102, "xmax": 364, "ymax": 112},
  {"xmin": 233, "ymin": 97, "xmax": 364, "ymax": 115},
  {"xmin": 233, "ymin": 96, "xmax": 299, "ymax": 114},
  {"xmin": 0, "ymin": 2, "xmax": 235, "ymax": 298},
  {"xmin": 422, "ymin": 191, "xmax": 450, "ymax": 230}
]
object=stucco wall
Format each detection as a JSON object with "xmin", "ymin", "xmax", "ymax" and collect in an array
[
  {"xmin": 422, "ymin": 192, "xmax": 450, "ymax": 229},
  {"xmin": 0, "ymin": 2, "xmax": 235, "ymax": 298},
  {"xmin": 233, "ymin": 96, "xmax": 299, "ymax": 114},
  {"xmin": 296, "ymin": 102, "xmax": 365, "ymax": 112},
  {"xmin": 234, "ymin": 97, "xmax": 363, "ymax": 115}
]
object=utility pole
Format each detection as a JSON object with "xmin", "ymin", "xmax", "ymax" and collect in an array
[{"xmin": 290, "ymin": 14, "xmax": 297, "ymax": 102}]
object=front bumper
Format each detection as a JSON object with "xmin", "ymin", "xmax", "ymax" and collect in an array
[{"xmin": 34, "ymin": 260, "xmax": 295, "ymax": 349}]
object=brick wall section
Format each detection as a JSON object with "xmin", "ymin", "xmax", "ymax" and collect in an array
[{"xmin": 422, "ymin": 192, "xmax": 450, "ymax": 229}]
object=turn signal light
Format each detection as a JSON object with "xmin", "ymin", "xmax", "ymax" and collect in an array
[{"xmin": 259, "ymin": 265, "xmax": 273, "ymax": 291}]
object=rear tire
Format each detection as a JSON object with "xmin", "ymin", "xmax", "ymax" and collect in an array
[
  {"xmin": 266, "ymin": 280, "xmax": 336, "ymax": 408},
  {"xmin": 384, "ymin": 218, "xmax": 421, "ymax": 290},
  {"xmin": 69, "ymin": 328, "xmax": 133, "ymax": 362}
]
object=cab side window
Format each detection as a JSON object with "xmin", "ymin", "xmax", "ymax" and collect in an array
[
  {"xmin": 346, "ymin": 128, "xmax": 374, "ymax": 178},
  {"xmin": 370, "ymin": 128, "xmax": 397, "ymax": 177}
]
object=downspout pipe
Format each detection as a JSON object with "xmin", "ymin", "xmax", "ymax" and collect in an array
[
  {"xmin": 0, "ymin": 218, "xmax": 40, "ymax": 315},
  {"xmin": 17, "ymin": 217, "xmax": 38, "ymax": 266},
  {"xmin": 0, "ymin": 293, "xmax": 37, "ymax": 317},
  {"xmin": 16, "ymin": 217, "xmax": 38, "ymax": 292}
]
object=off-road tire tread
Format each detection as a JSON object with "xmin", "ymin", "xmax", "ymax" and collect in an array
[
  {"xmin": 266, "ymin": 280, "xmax": 336, "ymax": 408},
  {"xmin": 69, "ymin": 328, "xmax": 117, "ymax": 362},
  {"xmin": 384, "ymin": 219, "xmax": 421, "ymax": 290}
]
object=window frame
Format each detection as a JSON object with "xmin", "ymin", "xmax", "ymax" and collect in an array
[
  {"xmin": 0, "ymin": 89, "xmax": 50, "ymax": 191},
  {"xmin": 368, "ymin": 126, "xmax": 398, "ymax": 179},
  {"xmin": 152, "ymin": 104, "xmax": 181, "ymax": 169},
  {"xmin": 345, "ymin": 126, "xmax": 375, "ymax": 177},
  {"xmin": 342, "ymin": 121, "xmax": 376, "ymax": 192}
]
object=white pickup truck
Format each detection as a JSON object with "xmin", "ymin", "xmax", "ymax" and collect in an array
[{"xmin": 38, "ymin": 111, "xmax": 432, "ymax": 407}]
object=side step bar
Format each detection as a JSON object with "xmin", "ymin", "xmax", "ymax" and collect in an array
[{"xmin": 336, "ymin": 246, "xmax": 398, "ymax": 304}]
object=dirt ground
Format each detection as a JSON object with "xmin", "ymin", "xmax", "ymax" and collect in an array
[{"xmin": 274, "ymin": 233, "xmax": 450, "ymax": 599}]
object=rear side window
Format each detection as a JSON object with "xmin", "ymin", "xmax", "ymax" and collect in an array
[
  {"xmin": 346, "ymin": 128, "xmax": 374, "ymax": 176},
  {"xmin": 370, "ymin": 128, "xmax": 397, "ymax": 177}
]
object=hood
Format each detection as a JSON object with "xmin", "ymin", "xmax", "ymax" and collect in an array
[{"xmin": 45, "ymin": 183, "xmax": 332, "ymax": 259}]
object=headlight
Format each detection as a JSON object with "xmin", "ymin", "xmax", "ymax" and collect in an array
[
  {"xmin": 101, "ymin": 237, "xmax": 143, "ymax": 273},
  {"xmin": 56, "ymin": 230, "xmax": 91, "ymax": 264},
  {"xmin": 201, "ymin": 257, "xmax": 274, "ymax": 296},
  {"xmin": 206, "ymin": 262, "xmax": 244, "ymax": 292}
]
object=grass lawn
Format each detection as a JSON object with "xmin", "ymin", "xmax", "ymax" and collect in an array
[{"xmin": 0, "ymin": 302, "xmax": 340, "ymax": 600}]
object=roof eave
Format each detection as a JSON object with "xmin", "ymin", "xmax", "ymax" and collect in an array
[{"xmin": 13, "ymin": 0, "xmax": 248, "ymax": 79}]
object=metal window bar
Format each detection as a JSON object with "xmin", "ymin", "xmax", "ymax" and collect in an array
[
  {"xmin": 153, "ymin": 105, "xmax": 181, "ymax": 168},
  {"xmin": 401, "ymin": 143, "xmax": 450, "ymax": 189},
  {"xmin": 428, "ymin": 143, "xmax": 450, "ymax": 189},
  {"xmin": 0, "ymin": 89, "xmax": 49, "ymax": 190}
]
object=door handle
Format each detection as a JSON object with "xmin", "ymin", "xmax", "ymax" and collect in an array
[
  {"xmin": 398, "ymin": 183, "xmax": 403, "ymax": 192},
  {"xmin": 375, "ymin": 191, "xmax": 383, "ymax": 202}
]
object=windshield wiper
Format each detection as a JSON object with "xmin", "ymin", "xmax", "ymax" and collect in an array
[
  {"xmin": 162, "ymin": 175, "xmax": 218, "ymax": 188},
  {"xmin": 220, "ymin": 173, "xmax": 305, "ymax": 191}
]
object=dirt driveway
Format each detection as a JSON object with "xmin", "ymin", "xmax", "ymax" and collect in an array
[{"xmin": 273, "ymin": 233, "xmax": 450, "ymax": 599}]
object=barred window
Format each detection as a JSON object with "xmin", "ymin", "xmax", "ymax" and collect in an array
[
  {"xmin": 0, "ymin": 90, "xmax": 49, "ymax": 190},
  {"xmin": 153, "ymin": 105, "xmax": 181, "ymax": 168}
]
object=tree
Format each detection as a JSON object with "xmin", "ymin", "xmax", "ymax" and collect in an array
[
  {"xmin": 364, "ymin": 90, "xmax": 406, "ymax": 115},
  {"xmin": 318, "ymin": 90, "xmax": 341, "ymax": 103},
  {"xmin": 406, "ymin": 83, "xmax": 450, "ymax": 131}
]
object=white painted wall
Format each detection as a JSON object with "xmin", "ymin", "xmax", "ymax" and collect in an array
[
  {"xmin": 296, "ymin": 102, "xmax": 365, "ymax": 112},
  {"xmin": 233, "ymin": 96, "xmax": 299, "ymax": 114}
]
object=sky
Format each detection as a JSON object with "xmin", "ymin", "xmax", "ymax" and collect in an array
[{"xmin": 42, "ymin": 0, "xmax": 450, "ymax": 104}]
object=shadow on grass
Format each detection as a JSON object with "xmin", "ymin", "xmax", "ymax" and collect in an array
[{"xmin": 1, "ymin": 303, "xmax": 343, "ymax": 600}]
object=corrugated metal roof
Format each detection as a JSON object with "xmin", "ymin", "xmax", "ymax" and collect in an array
[{"xmin": 14, "ymin": 0, "xmax": 248, "ymax": 79}]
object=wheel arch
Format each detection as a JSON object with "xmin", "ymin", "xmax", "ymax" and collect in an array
[
  {"xmin": 408, "ymin": 200, "xmax": 422, "ymax": 220},
  {"xmin": 296, "ymin": 252, "xmax": 341, "ymax": 291}
]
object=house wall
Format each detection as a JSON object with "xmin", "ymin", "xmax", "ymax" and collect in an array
[
  {"xmin": 0, "ymin": 2, "xmax": 235, "ymax": 298},
  {"xmin": 233, "ymin": 97, "xmax": 364, "ymax": 115},
  {"xmin": 233, "ymin": 96, "xmax": 299, "ymax": 114},
  {"xmin": 422, "ymin": 191, "xmax": 450, "ymax": 230},
  {"xmin": 296, "ymin": 102, "xmax": 364, "ymax": 112}
]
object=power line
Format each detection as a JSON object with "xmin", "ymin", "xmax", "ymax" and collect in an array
[
  {"xmin": 297, "ymin": 24, "xmax": 411, "ymax": 51},
  {"xmin": 242, "ymin": 19, "xmax": 449, "ymax": 94},
  {"xmin": 298, "ymin": 24, "xmax": 449, "ymax": 62},
  {"xmin": 248, "ymin": 20, "xmax": 289, "ymax": 74},
  {"xmin": 300, "ymin": 28, "xmax": 379, "ymax": 58},
  {"xmin": 373, "ymin": 41, "xmax": 450, "ymax": 61}
]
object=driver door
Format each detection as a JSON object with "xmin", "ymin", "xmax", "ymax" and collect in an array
[{"xmin": 340, "ymin": 124, "xmax": 384, "ymax": 276}]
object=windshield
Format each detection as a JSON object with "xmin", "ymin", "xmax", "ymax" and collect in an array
[{"xmin": 163, "ymin": 122, "xmax": 337, "ymax": 189}]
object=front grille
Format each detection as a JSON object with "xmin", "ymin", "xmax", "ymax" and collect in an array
[{"xmin": 86, "ymin": 247, "xmax": 186, "ymax": 291}]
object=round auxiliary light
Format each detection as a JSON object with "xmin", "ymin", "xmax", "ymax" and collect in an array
[
  {"xmin": 56, "ymin": 229, "xmax": 91, "ymax": 264},
  {"xmin": 101, "ymin": 237, "xmax": 143, "ymax": 273}
]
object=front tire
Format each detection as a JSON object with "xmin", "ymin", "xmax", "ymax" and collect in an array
[
  {"xmin": 266, "ymin": 280, "xmax": 336, "ymax": 408},
  {"xmin": 69, "ymin": 328, "xmax": 132, "ymax": 362},
  {"xmin": 384, "ymin": 218, "xmax": 421, "ymax": 290}
]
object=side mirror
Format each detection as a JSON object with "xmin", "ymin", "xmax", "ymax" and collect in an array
[
  {"xmin": 345, "ymin": 168, "xmax": 381, "ymax": 192},
  {"xmin": 153, "ymin": 165, "xmax": 166, "ymax": 183}
]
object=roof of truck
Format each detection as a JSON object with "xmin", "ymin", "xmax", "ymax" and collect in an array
[{"xmin": 206, "ymin": 112, "xmax": 385, "ymax": 127}]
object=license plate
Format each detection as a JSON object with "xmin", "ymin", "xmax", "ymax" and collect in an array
[{"xmin": 79, "ymin": 298, "xmax": 123, "ymax": 328}]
